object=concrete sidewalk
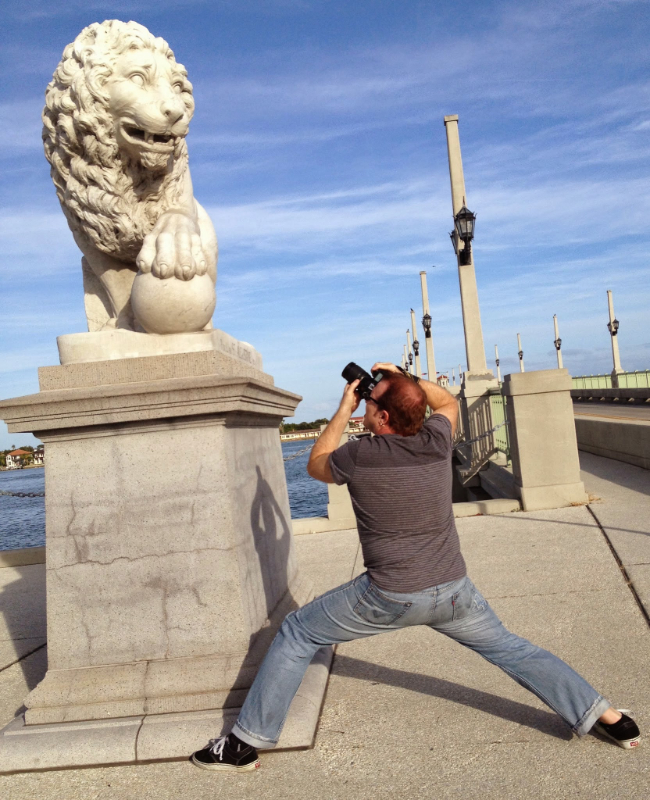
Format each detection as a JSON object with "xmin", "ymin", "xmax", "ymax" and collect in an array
[
  {"xmin": 1, "ymin": 461, "xmax": 649, "ymax": 798},
  {"xmin": 580, "ymin": 450, "xmax": 650, "ymax": 616}
]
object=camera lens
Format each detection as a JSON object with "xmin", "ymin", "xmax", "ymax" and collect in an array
[{"xmin": 341, "ymin": 362, "xmax": 369, "ymax": 384}]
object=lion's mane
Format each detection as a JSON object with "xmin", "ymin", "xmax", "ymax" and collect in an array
[{"xmin": 42, "ymin": 20, "xmax": 195, "ymax": 263}]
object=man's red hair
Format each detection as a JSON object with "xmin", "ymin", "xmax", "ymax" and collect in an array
[{"xmin": 377, "ymin": 374, "xmax": 427, "ymax": 436}]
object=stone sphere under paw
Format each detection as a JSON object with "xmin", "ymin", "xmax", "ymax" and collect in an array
[{"xmin": 131, "ymin": 271, "xmax": 216, "ymax": 334}]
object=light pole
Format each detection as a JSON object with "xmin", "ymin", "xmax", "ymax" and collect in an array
[
  {"xmin": 403, "ymin": 344, "xmax": 409, "ymax": 373},
  {"xmin": 406, "ymin": 330, "xmax": 414, "ymax": 374},
  {"xmin": 452, "ymin": 367, "xmax": 455, "ymax": 386},
  {"xmin": 444, "ymin": 114, "xmax": 491, "ymax": 379},
  {"xmin": 494, "ymin": 344, "xmax": 501, "ymax": 383},
  {"xmin": 553, "ymin": 315, "xmax": 563, "ymax": 369},
  {"xmin": 410, "ymin": 309, "xmax": 421, "ymax": 378},
  {"xmin": 419, "ymin": 271, "xmax": 436, "ymax": 381},
  {"xmin": 517, "ymin": 333, "xmax": 525, "ymax": 373},
  {"xmin": 607, "ymin": 290, "xmax": 623, "ymax": 386}
]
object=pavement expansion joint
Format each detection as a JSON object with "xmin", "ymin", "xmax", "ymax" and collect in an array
[
  {"xmin": 0, "ymin": 644, "xmax": 47, "ymax": 676},
  {"xmin": 586, "ymin": 505, "xmax": 650, "ymax": 629}
]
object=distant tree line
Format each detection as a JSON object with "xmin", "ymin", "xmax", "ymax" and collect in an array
[{"xmin": 280, "ymin": 418, "xmax": 329, "ymax": 434}]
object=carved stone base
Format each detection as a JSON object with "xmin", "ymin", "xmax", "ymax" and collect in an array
[
  {"xmin": 0, "ymin": 646, "xmax": 333, "ymax": 773},
  {"xmin": 25, "ymin": 577, "xmax": 312, "ymax": 725},
  {"xmin": 0, "ymin": 337, "xmax": 310, "ymax": 766}
]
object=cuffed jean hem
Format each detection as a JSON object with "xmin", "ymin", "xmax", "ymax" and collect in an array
[
  {"xmin": 574, "ymin": 695, "xmax": 611, "ymax": 737},
  {"xmin": 231, "ymin": 721, "xmax": 279, "ymax": 750}
]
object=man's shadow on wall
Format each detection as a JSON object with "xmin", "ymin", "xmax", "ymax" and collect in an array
[
  {"xmin": 250, "ymin": 465, "xmax": 295, "ymax": 620},
  {"xmin": 223, "ymin": 464, "xmax": 299, "ymax": 716}
]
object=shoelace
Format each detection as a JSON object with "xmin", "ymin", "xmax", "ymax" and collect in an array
[{"xmin": 208, "ymin": 736, "xmax": 227, "ymax": 761}]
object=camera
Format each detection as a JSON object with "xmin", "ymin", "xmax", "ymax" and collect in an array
[{"xmin": 341, "ymin": 363, "xmax": 386, "ymax": 401}]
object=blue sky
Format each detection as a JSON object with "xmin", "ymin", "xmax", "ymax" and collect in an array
[{"xmin": 2, "ymin": 0, "xmax": 649, "ymax": 448}]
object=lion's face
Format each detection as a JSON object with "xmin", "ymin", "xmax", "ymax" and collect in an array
[
  {"xmin": 43, "ymin": 20, "xmax": 196, "ymax": 261},
  {"xmin": 106, "ymin": 48, "xmax": 190, "ymax": 173}
]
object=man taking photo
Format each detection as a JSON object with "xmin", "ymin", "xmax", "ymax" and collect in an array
[{"xmin": 192, "ymin": 363, "xmax": 640, "ymax": 772}]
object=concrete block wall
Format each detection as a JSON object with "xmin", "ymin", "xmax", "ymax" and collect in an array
[{"xmin": 575, "ymin": 417, "xmax": 650, "ymax": 470}]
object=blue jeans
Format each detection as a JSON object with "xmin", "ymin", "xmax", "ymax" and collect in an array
[{"xmin": 232, "ymin": 573, "xmax": 609, "ymax": 748}]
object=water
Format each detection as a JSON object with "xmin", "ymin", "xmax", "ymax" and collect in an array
[
  {"xmin": 281, "ymin": 439, "xmax": 328, "ymax": 519},
  {"xmin": 0, "ymin": 469, "xmax": 46, "ymax": 550},
  {"xmin": 0, "ymin": 441, "xmax": 327, "ymax": 551}
]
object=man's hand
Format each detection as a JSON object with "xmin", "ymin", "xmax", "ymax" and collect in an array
[
  {"xmin": 340, "ymin": 379, "xmax": 362, "ymax": 416},
  {"xmin": 137, "ymin": 212, "xmax": 208, "ymax": 281},
  {"xmin": 371, "ymin": 362, "xmax": 400, "ymax": 375},
  {"xmin": 307, "ymin": 379, "xmax": 360, "ymax": 483}
]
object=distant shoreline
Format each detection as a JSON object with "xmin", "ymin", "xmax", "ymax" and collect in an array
[{"xmin": 0, "ymin": 464, "xmax": 44, "ymax": 472}]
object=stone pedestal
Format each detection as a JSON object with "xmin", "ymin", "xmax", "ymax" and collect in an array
[
  {"xmin": 502, "ymin": 369, "xmax": 588, "ymax": 512},
  {"xmin": 0, "ymin": 330, "xmax": 331, "ymax": 771}
]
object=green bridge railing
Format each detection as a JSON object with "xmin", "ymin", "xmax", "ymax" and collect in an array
[{"xmin": 572, "ymin": 370, "xmax": 650, "ymax": 390}]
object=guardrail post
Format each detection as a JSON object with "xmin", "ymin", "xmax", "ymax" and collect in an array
[{"xmin": 502, "ymin": 368, "xmax": 588, "ymax": 511}]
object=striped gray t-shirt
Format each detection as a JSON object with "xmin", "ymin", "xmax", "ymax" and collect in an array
[{"xmin": 329, "ymin": 414, "xmax": 466, "ymax": 592}]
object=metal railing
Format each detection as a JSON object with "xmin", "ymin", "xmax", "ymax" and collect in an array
[
  {"xmin": 572, "ymin": 370, "xmax": 650, "ymax": 390},
  {"xmin": 618, "ymin": 370, "xmax": 650, "ymax": 389},
  {"xmin": 489, "ymin": 390, "xmax": 510, "ymax": 460},
  {"xmin": 454, "ymin": 388, "xmax": 510, "ymax": 480}
]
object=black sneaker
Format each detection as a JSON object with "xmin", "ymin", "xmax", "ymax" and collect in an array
[
  {"xmin": 191, "ymin": 733, "xmax": 260, "ymax": 772},
  {"xmin": 594, "ymin": 713, "xmax": 641, "ymax": 750}
]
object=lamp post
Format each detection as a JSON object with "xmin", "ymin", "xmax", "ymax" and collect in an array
[
  {"xmin": 606, "ymin": 290, "xmax": 623, "ymax": 386},
  {"xmin": 410, "ymin": 309, "xmax": 421, "ymax": 378},
  {"xmin": 419, "ymin": 271, "xmax": 436, "ymax": 381},
  {"xmin": 444, "ymin": 115, "xmax": 491, "ymax": 379},
  {"xmin": 494, "ymin": 344, "xmax": 501, "ymax": 383},
  {"xmin": 452, "ymin": 367, "xmax": 455, "ymax": 386},
  {"xmin": 553, "ymin": 315, "xmax": 563, "ymax": 369},
  {"xmin": 406, "ymin": 330, "xmax": 414, "ymax": 374},
  {"xmin": 403, "ymin": 344, "xmax": 409, "ymax": 373},
  {"xmin": 517, "ymin": 333, "xmax": 525, "ymax": 373}
]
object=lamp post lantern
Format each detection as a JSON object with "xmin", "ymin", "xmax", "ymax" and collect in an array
[
  {"xmin": 403, "ymin": 344, "xmax": 409, "ymax": 373},
  {"xmin": 606, "ymin": 290, "xmax": 623, "ymax": 385},
  {"xmin": 453, "ymin": 205, "xmax": 476, "ymax": 266},
  {"xmin": 410, "ymin": 309, "xmax": 422, "ymax": 378},
  {"xmin": 517, "ymin": 333, "xmax": 525, "ymax": 373},
  {"xmin": 494, "ymin": 344, "xmax": 501, "ymax": 383},
  {"xmin": 419, "ymin": 271, "xmax": 437, "ymax": 381},
  {"xmin": 444, "ymin": 115, "xmax": 491, "ymax": 379},
  {"xmin": 553, "ymin": 315, "xmax": 563, "ymax": 369}
]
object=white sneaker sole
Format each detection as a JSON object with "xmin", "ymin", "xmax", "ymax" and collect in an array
[
  {"xmin": 191, "ymin": 754, "xmax": 261, "ymax": 772},
  {"xmin": 593, "ymin": 723, "xmax": 641, "ymax": 750}
]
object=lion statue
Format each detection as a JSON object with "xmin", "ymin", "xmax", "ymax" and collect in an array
[{"xmin": 42, "ymin": 20, "xmax": 217, "ymax": 333}]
